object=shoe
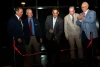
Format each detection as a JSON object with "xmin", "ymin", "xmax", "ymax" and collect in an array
[
  {"xmin": 46, "ymin": 63, "xmax": 52, "ymax": 67},
  {"xmin": 70, "ymin": 59, "xmax": 76, "ymax": 64},
  {"xmin": 78, "ymin": 59, "xmax": 84, "ymax": 64}
]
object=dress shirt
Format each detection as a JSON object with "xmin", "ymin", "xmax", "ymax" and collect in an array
[
  {"xmin": 53, "ymin": 17, "xmax": 57, "ymax": 29},
  {"xmin": 28, "ymin": 18, "xmax": 35, "ymax": 35}
]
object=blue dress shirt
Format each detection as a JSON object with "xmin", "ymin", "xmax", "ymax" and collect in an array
[{"xmin": 28, "ymin": 18, "xmax": 35, "ymax": 35}]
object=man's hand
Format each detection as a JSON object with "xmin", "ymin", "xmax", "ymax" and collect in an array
[
  {"xmin": 49, "ymin": 29, "xmax": 54, "ymax": 34},
  {"xmin": 18, "ymin": 38, "xmax": 22, "ymax": 43},
  {"xmin": 40, "ymin": 38, "xmax": 42, "ymax": 43},
  {"xmin": 77, "ymin": 14, "xmax": 84, "ymax": 20},
  {"xmin": 66, "ymin": 37, "xmax": 68, "ymax": 40},
  {"xmin": 53, "ymin": 36, "xmax": 57, "ymax": 41}
]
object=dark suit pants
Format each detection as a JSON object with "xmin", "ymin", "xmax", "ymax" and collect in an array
[
  {"xmin": 82, "ymin": 31, "xmax": 97, "ymax": 65},
  {"xmin": 12, "ymin": 42, "xmax": 26, "ymax": 67},
  {"xmin": 46, "ymin": 40, "xmax": 61, "ymax": 65}
]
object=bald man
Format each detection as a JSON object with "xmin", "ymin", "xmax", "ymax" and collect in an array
[
  {"xmin": 76, "ymin": 2, "xmax": 98, "ymax": 65},
  {"xmin": 64, "ymin": 6, "xmax": 83, "ymax": 62},
  {"xmin": 23, "ymin": 8, "xmax": 42, "ymax": 66}
]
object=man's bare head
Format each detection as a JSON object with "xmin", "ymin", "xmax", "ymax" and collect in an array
[
  {"xmin": 81, "ymin": 2, "xmax": 89, "ymax": 12},
  {"xmin": 69, "ymin": 6, "xmax": 75, "ymax": 15},
  {"xmin": 26, "ymin": 8, "xmax": 33, "ymax": 18}
]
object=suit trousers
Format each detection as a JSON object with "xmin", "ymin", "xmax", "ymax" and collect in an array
[
  {"xmin": 68, "ymin": 35, "xmax": 83, "ymax": 59},
  {"xmin": 25, "ymin": 36, "xmax": 41, "ymax": 66},
  {"xmin": 12, "ymin": 41, "xmax": 26, "ymax": 67},
  {"xmin": 82, "ymin": 31, "xmax": 97, "ymax": 64},
  {"xmin": 46, "ymin": 39, "xmax": 61, "ymax": 65}
]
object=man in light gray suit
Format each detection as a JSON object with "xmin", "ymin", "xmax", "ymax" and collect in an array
[
  {"xmin": 76, "ymin": 2, "xmax": 98, "ymax": 65},
  {"xmin": 64, "ymin": 6, "xmax": 83, "ymax": 62}
]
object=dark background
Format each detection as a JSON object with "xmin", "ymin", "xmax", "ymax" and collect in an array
[
  {"xmin": 0, "ymin": 0, "xmax": 99, "ymax": 66},
  {"xmin": 1, "ymin": 0, "xmax": 99, "ymax": 46}
]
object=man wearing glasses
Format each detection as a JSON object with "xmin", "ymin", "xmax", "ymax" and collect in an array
[{"xmin": 76, "ymin": 2, "xmax": 98, "ymax": 66}]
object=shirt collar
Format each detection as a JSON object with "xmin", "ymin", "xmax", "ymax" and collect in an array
[
  {"xmin": 28, "ymin": 18, "xmax": 33, "ymax": 20},
  {"xmin": 69, "ymin": 14, "xmax": 74, "ymax": 17},
  {"xmin": 15, "ymin": 14, "xmax": 20, "ymax": 20},
  {"xmin": 84, "ymin": 9, "xmax": 89, "ymax": 15},
  {"xmin": 53, "ymin": 17, "xmax": 57, "ymax": 20}
]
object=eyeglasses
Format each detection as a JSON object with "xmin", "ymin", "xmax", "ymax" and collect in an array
[{"xmin": 81, "ymin": 6, "xmax": 87, "ymax": 8}]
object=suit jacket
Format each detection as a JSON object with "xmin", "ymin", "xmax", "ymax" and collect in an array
[
  {"xmin": 45, "ymin": 15, "xmax": 63, "ymax": 44},
  {"xmin": 64, "ymin": 13, "xmax": 81, "ymax": 38},
  {"xmin": 76, "ymin": 10, "xmax": 98, "ymax": 40},
  {"xmin": 8, "ymin": 15, "xmax": 24, "ymax": 44},
  {"xmin": 23, "ymin": 18, "xmax": 42, "ymax": 44}
]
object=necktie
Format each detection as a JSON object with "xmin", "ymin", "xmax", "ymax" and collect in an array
[
  {"xmin": 83, "ymin": 12, "xmax": 86, "ymax": 17},
  {"xmin": 72, "ymin": 15, "xmax": 74, "ymax": 23},
  {"xmin": 19, "ymin": 18, "xmax": 23, "ymax": 29},
  {"xmin": 29, "ymin": 19, "xmax": 32, "ymax": 36},
  {"xmin": 19, "ymin": 18, "xmax": 21, "ymax": 22}
]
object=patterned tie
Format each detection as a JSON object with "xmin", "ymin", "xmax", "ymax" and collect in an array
[
  {"xmin": 83, "ymin": 12, "xmax": 86, "ymax": 17},
  {"xmin": 72, "ymin": 15, "xmax": 74, "ymax": 23},
  {"xmin": 19, "ymin": 18, "xmax": 22, "ymax": 23},
  {"xmin": 29, "ymin": 19, "xmax": 32, "ymax": 36},
  {"xmin": 19, "ymin": 18, "xmax": 23, "ymax": 29}
]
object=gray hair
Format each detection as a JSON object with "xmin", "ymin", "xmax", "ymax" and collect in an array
[
  {"xmin": 82, "ymin": 2, "xmax": 89, "ymax": 7},
  {"xmin": 26, "ymin": 8, "xmax": 32, "ymax": 13},
  {"xmin": 69, "ymin": 6, "xmax": 75, "ymax": 10}
]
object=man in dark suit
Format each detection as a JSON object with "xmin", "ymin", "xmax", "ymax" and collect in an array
[
  {"xmin": 8, "ymin": 7, "xmax": 25, "ymax": 67},
  {"xmin": 45, "ymin": 8, "xmax": 63, "ymax": 66},
  {"xmin": 23, "ymin": 8, "xmax": 42, "ymax": 66}
]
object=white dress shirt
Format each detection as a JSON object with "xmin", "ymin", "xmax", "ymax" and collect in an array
[
  {"xmin": 53, "ymin": 17, "xmax": 57, "ymax": 29},
  {"xmin": 70, "ymin": 14, "xmax": 74, "ymax": 20},
  {"xmin": 70, "ymin": 14, "xmax": 74, "ymax": 23},
  {"xmin": 84, "ymin": 9, "xmax": 89, "ymax": 16}
]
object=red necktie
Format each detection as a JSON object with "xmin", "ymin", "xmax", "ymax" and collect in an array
[
  {"xmin": 83, "ymin": 12, "xmax": 86, "ymax": 17},
  {"xmin": 29, "ymin": 19, "xmax": 32, "ymax": 36}
]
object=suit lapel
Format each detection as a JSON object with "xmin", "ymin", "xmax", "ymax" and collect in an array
[
  {"xmin": 74, "ymin": 14, "xmax": 77, "ymax": 25},
  {"xmin": 14, "ymin": 15, "xmax": 23, "ymax": 29},
  {"xmin": 67, "ymin": 14, "xmax": 76, "ymax": 29},
  {"xmin": 33, "ymin": 18, "xmax": 35, "ymax": 24},
  {"xmin": 82, "ymin": 10, "xmax": 89, "ymax": 17},
  {"xmin": 14, "ymin": 15, "xmax": 20, "ymax": 22},
  {"xmin": 85, "ymin": 10, "xmax": 90, "ymax": 17},
  {"xmin": 68, "ymin": 14, "xmax": 73, "ymax": 25},
  {"xmin": 69, "ymin": 14, "xmax": 72, "ymax": 22},
  {"xmin": 68, "ymin": 14, "xmax": 73, "ymax": 23},
  {"xmin": 51, "ymin": 16, "xmax": 53, "ymax": 29}
]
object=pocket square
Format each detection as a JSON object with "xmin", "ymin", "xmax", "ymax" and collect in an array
[{"xmin": 35, "ymin": 24, "xmax": 38, "ymax": 25}]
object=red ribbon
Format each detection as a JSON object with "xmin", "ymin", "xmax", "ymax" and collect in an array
[
  {"xmin": 12, "ymin": 39, "xmax": 46, "ymax": 56},
  {"xmin": 87, "ymin": 35, "xmax": 93, "ymax": 48}
]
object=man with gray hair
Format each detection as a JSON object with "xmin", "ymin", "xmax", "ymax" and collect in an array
[
  {"xmin": 77, "ymin": 2, "xmax": 98, "ymax": 65},
  {"xmin": 23, "ymin": 8, "xmax": 42, "ymax": 66},
  {"xmin": 64, "ymin": 6, "xmax": 83, "ymax": 62}
]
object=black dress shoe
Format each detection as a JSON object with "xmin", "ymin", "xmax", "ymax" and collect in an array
[
  {"xmin": 70, "ymin": 59, "xmax": 76, "ymax": 64},
  {"xmin": 78, "ymin": 59, "xmax": 84, "ymax": 64},
  {"xmin": 46, "ymin": 63, "xmax": 52, "ymax": 67}
]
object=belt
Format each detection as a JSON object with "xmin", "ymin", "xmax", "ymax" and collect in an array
[{"xmin": 31, "ymin": 35, "xmax": 35, "ymax": 36}]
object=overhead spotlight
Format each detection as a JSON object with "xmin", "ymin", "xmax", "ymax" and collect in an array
[
  {"xmin": 76, "ymin": 6, "xmax": 79, "ymax": 8},
  {"xmin": 21, "ymin": 2, "xmax": 26, "ymax": 5},
  {"xmin": 37, "ymin": 7, "xmax": 43, "ymax": 9}
]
